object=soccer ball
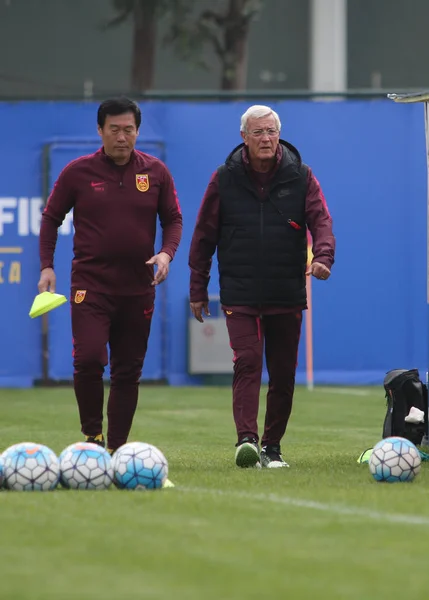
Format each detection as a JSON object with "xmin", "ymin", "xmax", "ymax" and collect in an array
[
  {"xmin": 369, "ymin": 436, "xmax": 422, "ymax": 483},
  {"xmin": 113, "ymin": 441, "xmax": 168, "ymax": 490},
  {"xmin": 2, "ymin": 442, "xmax": 60, "ymax": 491},
  {"xmin": 59, "ymin": 442, "xmax": 114, "ymax": 490},
  {"xmin": 0, "ymin": 455, "xmax": 4, "ymax": 489}
]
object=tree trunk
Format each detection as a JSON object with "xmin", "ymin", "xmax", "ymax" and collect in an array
[
  {"xmin": 131, "ymin": 0, "xmax": 157, "ymax": 92},
  {"xmin": 220, "ymin": 0, "xmax": 252, "ymax": 90}
]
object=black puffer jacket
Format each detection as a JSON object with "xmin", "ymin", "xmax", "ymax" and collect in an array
[{"xmin": 216, "ymin": 140, "xmax": 308, "ymax": 306}]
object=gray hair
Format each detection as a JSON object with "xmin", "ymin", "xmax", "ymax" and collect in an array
[{"xmin": 240, "ymin": 105, "xmax": 281, "ymax": 133}]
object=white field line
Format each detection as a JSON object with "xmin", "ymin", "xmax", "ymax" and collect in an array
[
  {"xmin": 314, "ymin": 387, "xmax": 371, "ymax": 396},
  {"xmin": 178, "ymin": 486, "xmax": 429, "ymax": 526}
]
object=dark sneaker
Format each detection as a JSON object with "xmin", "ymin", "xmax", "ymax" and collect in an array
[
  {"xmin": 235, "ymin": 437, "xmax": 260, "ymax": 468},
  {"xmin": 260, "ymin": 444, "xmax": 289, "ymax": 468},
  {"xmin": 85, "ymin": 434, "xmax": 105, "ymax": 448}
]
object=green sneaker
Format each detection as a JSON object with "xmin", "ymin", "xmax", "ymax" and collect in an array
[{"xmin": 235, "ymin": 437, "xmax": 260, "ymax": 468}]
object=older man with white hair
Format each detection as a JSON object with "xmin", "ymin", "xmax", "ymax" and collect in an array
[{"xmin": 188, "ymin": 105, "xmax": 335, "ymax": 469}]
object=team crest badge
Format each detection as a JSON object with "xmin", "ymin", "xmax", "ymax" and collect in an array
[
  {"xmin": 75, "ymin": 290, "xmax": 86, "ymax": 304},
  {"xmin": 136, "ymin": 174, "xmax": 149, "ymax": 192}
]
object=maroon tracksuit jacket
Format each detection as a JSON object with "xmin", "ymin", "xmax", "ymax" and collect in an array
[
  {"xmin": 40, "ymin": 148, "xmax": 182, "ymax": 295},
  {"xmin": 189, "ymin": 147, "xmax": 335, "ymax": 311}
]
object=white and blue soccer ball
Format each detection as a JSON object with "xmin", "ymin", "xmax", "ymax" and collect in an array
[
  {"xmin": 0, "ymin": 455, "xmax": 4, "ymax": 489},
  {"xmin": 59, "ymin": 442, "xmax": 114, "ymax": 490},
  {"xmin": 113, "ymin": 441, "xmax": 168, "ymax": 490},
  {"xmin": 369, "ymin": 436, "xmax": 422, "ymax": 483},
  {"xmin": 2, "ymin": 442, "xmax": 60, "ymax": 491}
]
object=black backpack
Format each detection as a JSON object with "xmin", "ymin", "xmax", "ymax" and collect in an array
[{"xmin": 383, "ymin": 369, "xmax": 428, "ymax": 446}]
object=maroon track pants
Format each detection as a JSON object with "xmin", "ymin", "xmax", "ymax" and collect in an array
[
  {"xmin": 225, "ymin": 310, "xmax": 303, "ymax": 446},
  {"xmin": 71, "ymin": 288, "xmax": 154, "ymax": 451}
]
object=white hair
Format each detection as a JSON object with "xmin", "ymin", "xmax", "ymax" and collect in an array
[{"xmin": 240, "ymin": 105, "xmax": 281, "ymax": 133}]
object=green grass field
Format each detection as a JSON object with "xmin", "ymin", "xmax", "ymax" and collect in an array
[{"xmin": 1, "ymin": 384, "xmax": 428, "ymax": 599}]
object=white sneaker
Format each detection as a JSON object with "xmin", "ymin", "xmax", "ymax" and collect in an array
[{"xmin": 260, "ymin": 445, "xmax": 289, "ymax": 468}]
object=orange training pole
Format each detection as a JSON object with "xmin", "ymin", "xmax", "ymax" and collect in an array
[{"xmin": 306, "ymin": 236, "xmax": 314, "ymax": 391}]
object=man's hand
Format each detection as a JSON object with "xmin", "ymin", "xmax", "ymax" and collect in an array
[
  {"xmin": 38, "ymin": 268, "xmax": 56, "ymax": 293},
  {"xmin": 146, "ymin": 252, "xmax": 171, "ymax": 286},
  {"xmin": 306, "ymin": 261, "xmax": 331, "ymax": 280},
  {"xmin": 190, "ymin": 301, "xmax": 210, "ymax": 323}
]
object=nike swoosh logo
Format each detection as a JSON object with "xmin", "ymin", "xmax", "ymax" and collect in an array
[{"xmin": 91, "ymin": 181, "xmax": 106, "ymax": 187}]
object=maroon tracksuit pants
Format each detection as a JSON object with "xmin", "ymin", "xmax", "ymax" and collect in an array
[
  {"xmin": 71, "ymin": 288, "xmax": 154, "ymax": 451},
  {"xmin": 225, "ymin": 310, "xmax": 303, "ymax": 446}
]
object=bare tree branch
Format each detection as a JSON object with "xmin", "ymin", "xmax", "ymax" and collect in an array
[
  {"xmin": 197, "ymin": 25, "xmax": 224, "ymax": 59},
  {"xmin": 199, "ymin": 9, "xmax": 227, "ymax": 28},
  {"xmin": 105, "ymin": 0, "xmax": 264, "ymax": 90}
]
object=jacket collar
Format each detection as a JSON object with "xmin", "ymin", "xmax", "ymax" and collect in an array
[{"xmin": 97, "ymin": 147, "xmax": 137, "ymax": 167}]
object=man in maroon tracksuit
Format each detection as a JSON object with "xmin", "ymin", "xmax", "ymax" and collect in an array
[
  {"xmin": 38, "ymin": 97, "xmax": 182, "ymax": 454},
  {"xmin": 189, "ymin": 105, "xmax": 335, "ymax": 469}
]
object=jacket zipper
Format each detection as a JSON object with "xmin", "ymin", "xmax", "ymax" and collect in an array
[
  {"xmin": 267, "ymin": 191, "xmax": 303, "ymax": 231},
  {"xmin": 259, "ymin": 191, "xmax": 264, "ymax": 307}
]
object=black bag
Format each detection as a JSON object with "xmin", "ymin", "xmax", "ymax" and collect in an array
[{"xmin": 383, "ymin": 369, "xmax": 428, "ymax": 446}]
